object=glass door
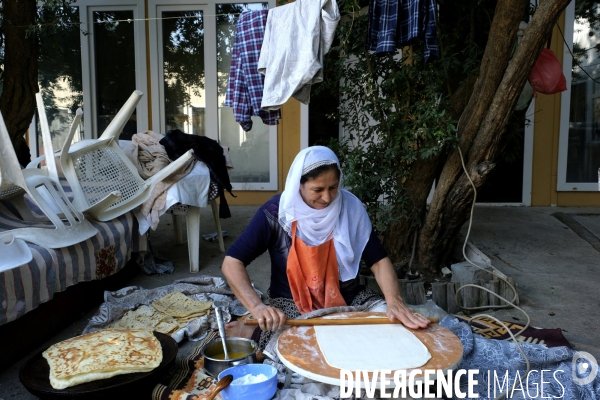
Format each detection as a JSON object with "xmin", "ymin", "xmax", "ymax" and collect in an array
[
  {"xmin": 215, "ymin": 3, "xmax": 277, "ymax": 189},
  {"xmin": 149, "ymin": 0, "xmax": 277, "ymax": 190},
  {"xmin": 156, "ymin": 7, "xmax": 207, "ymax": 136},
  {"xmin": 79, "ymin": 1, "xmax": 148, "ymax": 139},
  {"xmin": 558, "ymin": 1, "xmax": 600, "ymax": 191}
]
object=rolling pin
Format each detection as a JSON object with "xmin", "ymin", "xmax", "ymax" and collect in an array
[{"xmin": 244, "ymin": 316, "xmax": 439, "ymax": 326}]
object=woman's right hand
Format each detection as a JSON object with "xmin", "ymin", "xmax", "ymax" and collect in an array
[{"xmin": 251, "ymin": 304, "xmax": 287, "ymax": 331}]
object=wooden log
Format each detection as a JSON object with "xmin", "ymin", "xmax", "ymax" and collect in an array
[
  {"xmin": 508, "ymin": 277, "xmax": 519, "ymax": 305},
  {"xmin": 487, "ymin": 279, "xmax": 501, "ymax": 306},
  {"xmin": 401, "ymin": 279, "xmax": 427, "ymax": 305},
  {"xmin": 477, "ymin": 279, "xmax": 489, "ymax": 308},
  {"xmin": 431, "ymin": 282, "xmax": 448, "ymax": 311},
  {"xmin": 497, "ymin": 277, "xmax": 518, "ymax": 306},
  {"xmin": 460, "ymin": 283, "xmax": 479, "ymax": 315},
  {"xmin": 446, "ymin": 282, "xmax": 460, "ymax": 314}
]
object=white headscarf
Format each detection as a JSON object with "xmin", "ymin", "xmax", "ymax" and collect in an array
[{"xmin": 279, "ymin": 146, "xmax": 372, "ymax": 281}]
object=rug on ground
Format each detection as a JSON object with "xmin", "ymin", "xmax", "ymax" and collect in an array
[{"xmin": 455, "ymin": 315, "xmax": 572, "ymax": 348}]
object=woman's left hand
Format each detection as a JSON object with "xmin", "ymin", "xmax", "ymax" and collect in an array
[{"xmin": 385, "ymin": 297, "xmax": 430, "ymax": 329}]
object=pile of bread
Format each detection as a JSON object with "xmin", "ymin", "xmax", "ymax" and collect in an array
[
  {"xmin": 43, "ymin": 329, "xmax": 163, "ymax": 389},
  {"xmin": 111, "ymin": 291, "xmax": 213, "ymax": 335},
  {"xmin": 42, "ymin": 291, "xmax": 212, "ymax": 390}
]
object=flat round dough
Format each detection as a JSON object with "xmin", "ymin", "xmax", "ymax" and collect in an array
[{"xmin": 314, "ymin": 324, "xmax": 432, "ymax": 371}]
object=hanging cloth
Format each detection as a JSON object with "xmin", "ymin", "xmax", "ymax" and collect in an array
[
  {"xmin": 366, "ymin": 0, "xmax": 440, "ymax": 62},
  {"xmin": 258, "ymin": 0, "xmax": 340, "ymax": 110},
  {"xmin": 286, "ymin": 222, "xmax": 347, "ymax": 314},
  {"xmin": 224, "ymin": 10, "xmax": 280, "ymax": 132}
]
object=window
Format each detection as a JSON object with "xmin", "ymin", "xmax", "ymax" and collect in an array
[
  {"xmin": 558, "ymin": 1, "xmax": 600, "ymax": 191},
  {"xmin": 29, "ymin": 1, "xmax": 148, "ymax": 156},
  {"xmin": 92, "ymin": 10, "xmax": 138, "ymax": 139},
  {"xmin": 78, "ymin": 0, "xmax": 149, "ymax": 139},
  {"xmin": 28, "ymin": 6, "xmax": 83, "ymax": 159},
  {"xmin": 149, "ymin": 0, "xmax": 277, "ymax": 190}
]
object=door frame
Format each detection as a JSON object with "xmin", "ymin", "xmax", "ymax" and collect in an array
[
  {"xmin": 74, "ymin": 0, "xmax": 148, "ymax": 139},
  {"xmin": 557, "ymin": 1, "xmax": 599, "ymax": 191},
  {"xmin": 148, "ymin": 0, "xmax": 279, "ymax": 190}
]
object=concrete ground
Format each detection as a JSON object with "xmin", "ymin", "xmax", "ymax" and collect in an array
[
  {"xmin": 0, "ymin": 205, "xmax": 599, "ymax": 398},
  {"xmin": 463, "ymin": 206, "xmax": 600, "ymax": 361}
]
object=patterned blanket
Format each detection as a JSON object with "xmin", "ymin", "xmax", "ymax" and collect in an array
[
  {"xmin": 0, "ymin": 196, "xmax": 144, "ymax": 326},
  {"xmin": 83, "ymin": 275, "xmax": 259, "ymax": 343},
  {"xmin": 149, "ymin": 314, "xmax": 600, "ymax": 400},
  {"xmin": 443, "ymin": 316, "xmax": 600, "ymax": 399}
]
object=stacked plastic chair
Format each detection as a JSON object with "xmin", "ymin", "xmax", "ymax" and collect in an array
[
  {"xmin": 57, "ymin": 90, "xmax": 194, "ymax": 221},
  {"xmin": 0, "ymin": 97, "xmax": 98, "ymax": 251}
]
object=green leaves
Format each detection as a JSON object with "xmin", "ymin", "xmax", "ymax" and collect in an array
[{"xmin": 323, "ymin": 3, "xmax": 459, "ymax": 234}]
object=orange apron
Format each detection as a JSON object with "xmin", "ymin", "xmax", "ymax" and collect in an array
[{"xmin": 286, "ymin": 221, "xmax": 347, "ymax": 314}]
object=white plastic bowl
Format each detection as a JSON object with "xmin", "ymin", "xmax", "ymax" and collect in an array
[{"xmin": 217, "ymin": 363, "xmax": 278, "ymax": 400}]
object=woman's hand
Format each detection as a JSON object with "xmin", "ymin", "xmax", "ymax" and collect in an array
[
  {"xmin": 385, "ymin": 297, "xmax": 430, "ymax": 329},
  {"xmin": 251, "ymin": 304, "xmax": 287, "ymax": 331},
  {"xmin": 370, "ymin": 257, "xmax": 430, "ymax": 330},
  {"xmin": 222, "ymin": 256, "xmax": 287, "ymax": 331}
]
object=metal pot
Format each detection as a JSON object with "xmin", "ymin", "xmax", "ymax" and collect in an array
[{"xmin": 201, "ymin": 337, "xmax": 258, "ymax": 377}]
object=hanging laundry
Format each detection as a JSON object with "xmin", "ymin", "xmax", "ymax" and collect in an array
[
  {"xmin": 258, "ymin": 0, "xmax": 340, "ymax": 110},
  {"xmin": 224, "ymin": 10, "xmax": 280, "ymax": 132},
  {"xmin": 367, "ymin": 0, "xmax": 440, "ymax": 62}
]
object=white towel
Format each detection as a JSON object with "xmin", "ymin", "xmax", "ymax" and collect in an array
[{"xmin": 258, "ymin": 0, "xmax": 340, "ymax": 109}]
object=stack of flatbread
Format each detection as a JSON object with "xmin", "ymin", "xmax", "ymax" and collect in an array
[
  {"xmin": 111, "ymin": 305, "xmax": 181, "ymax": 335},
  {"xmin": 111, "ymin": 291, "xmax": 212, "ymax": 336},
  {"xmin": 42, "ymin": 329, "xmax": 162, "ymax": 390},
  {"xmin": 151, "ymin": 291, "xmax": 212, "ymax": 325}
]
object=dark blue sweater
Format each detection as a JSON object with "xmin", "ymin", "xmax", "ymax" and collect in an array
[{"xmin": 226, "ymin": 194, "xmax": 387, "ymax": 303}]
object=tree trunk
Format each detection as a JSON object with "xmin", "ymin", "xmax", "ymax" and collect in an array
[
  {"xmin": 383, "ymin": 74, "xmax": 478, "ymax": 267},
  {"xmin": 0, "ymin": 0, "xmax": 38, "ymax": 167},
  {"xmin": 418, "ymin": 0, "xmax": 571, "ymax": 274},
  {"xmin": 383, "ymin": 151, "xmax": 445, "ymax": 267}
]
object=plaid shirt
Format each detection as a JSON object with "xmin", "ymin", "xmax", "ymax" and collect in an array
[
  {"xmin": 224, "ymin": 10, "xmax": 280, "ymax": 132},
  {"xmin": 367, "ymin": 0, "xmax": 439, "ymax": 62}
]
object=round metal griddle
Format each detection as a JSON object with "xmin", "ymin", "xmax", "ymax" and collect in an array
[{"xmin": 19, "ymin": 331, "xmax": 178, "ymax": 400}]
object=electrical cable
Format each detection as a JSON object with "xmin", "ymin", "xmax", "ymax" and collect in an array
[
  {"xmin": 455, "ymin": 142, "xmax": 532, "ymax": 400},
  {"xmin": 10, "ymin": 13, "xmax": 248, "ymax": 30},
  {"xmin": 442, "ymin": 70, "xmax": 537, "ymax": 395}
]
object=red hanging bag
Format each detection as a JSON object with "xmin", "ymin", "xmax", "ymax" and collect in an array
[{"xmin": 528, "ymin": 48, "xmax": 567, "ymax": 95}]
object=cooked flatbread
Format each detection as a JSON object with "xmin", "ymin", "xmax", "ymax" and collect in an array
[
  {"xmin": 112, "ymin": 305, "xmax": 180, "ymax": 335},
  {"xmin": 151, "ymin": 291, "xmax": 212, "ymax": 318},
  {"xmin": 42, "ymin": 329, "xmax": 162, "ymax": 390}
]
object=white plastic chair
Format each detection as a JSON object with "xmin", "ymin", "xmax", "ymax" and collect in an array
[
  {"xmin": 0, "ymin": 101, "xmax": 99, "ymax": 249},
  {"xmin": 0, "ymin": 234, "xmax": 33, "ymax": 273},
  {"xmin": 57, "ymin": 90, "xmax": 194, "ymax": 222}
]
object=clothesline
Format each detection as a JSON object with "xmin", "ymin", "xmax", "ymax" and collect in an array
[{"xmin": 14, "ymin": 13, "xmax": 248, "ymax": 30}]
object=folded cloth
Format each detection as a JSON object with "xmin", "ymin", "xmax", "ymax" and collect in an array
[
  {"xmin": 160, "ymin": 129, "xmax": 235, "ymax": 219},
  {"xmin": 123, "ymin": 131, "xmax": 195, "ymax": 230},
  {"xmin": 83, "ymin": 276, "xmax": 259, "ymax": 343}
]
